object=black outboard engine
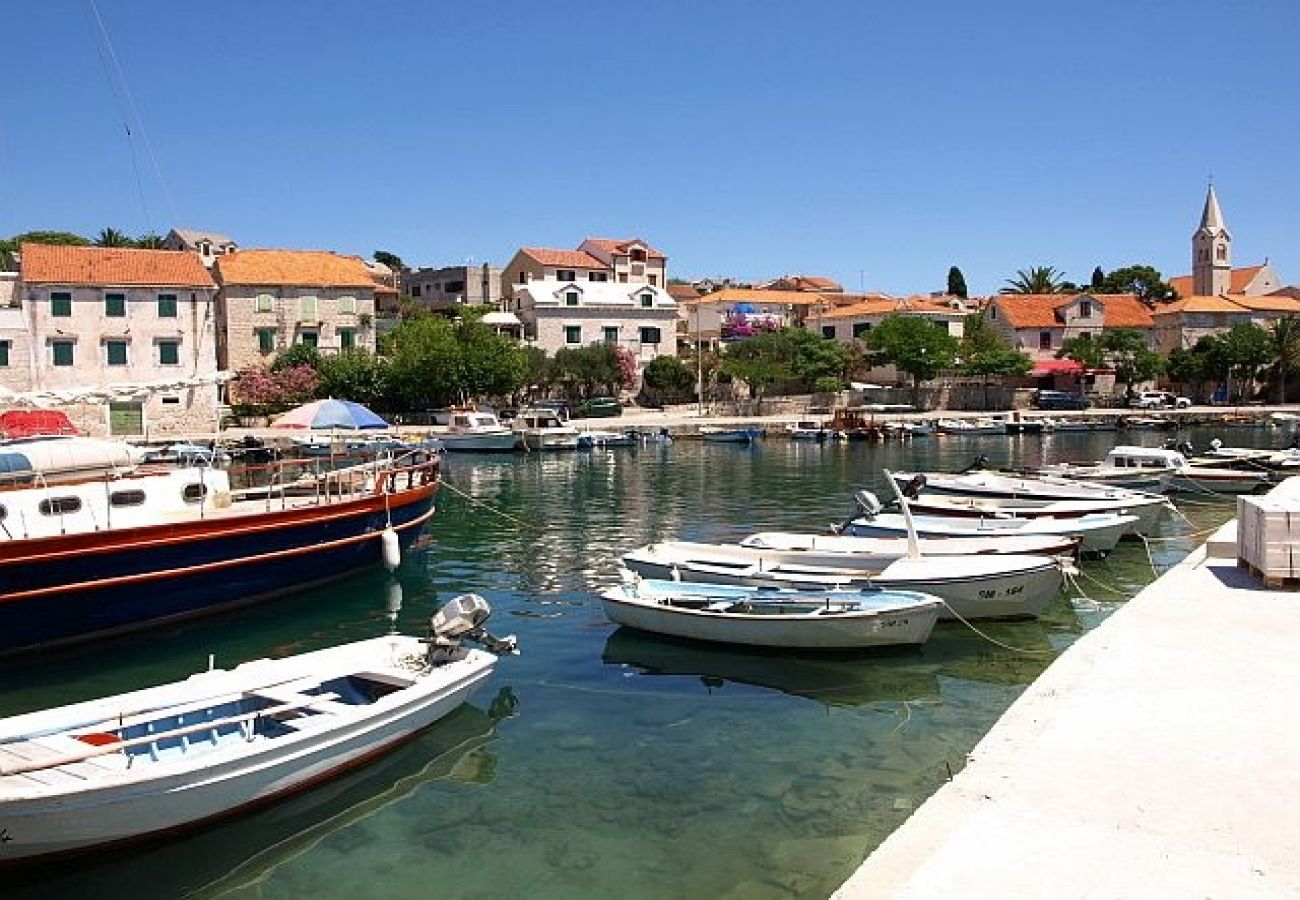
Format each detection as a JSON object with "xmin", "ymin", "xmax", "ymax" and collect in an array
[
  {"xmin": 1178, "ymin": 440, "xmax": 1195, "ymax": 457},
  {"xmin": 902, "ymin": 474, "xmax": 927, "ymax": 500},
  {"xmin": 960, "ymin": 454, "xmax": 990, "ymax": 474}
]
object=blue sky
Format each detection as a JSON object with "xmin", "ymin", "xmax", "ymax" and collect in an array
[{"xmin": 2, "ymin": 0, "xmax": 1297, "ymax": 296}]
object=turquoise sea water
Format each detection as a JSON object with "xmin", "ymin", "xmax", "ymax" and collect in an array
[{"xmin": 2, "ymin": 426, "xmax": 1274, "ymax": 899}]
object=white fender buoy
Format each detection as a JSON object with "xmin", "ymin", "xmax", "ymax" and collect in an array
[
  {"xmin": 381, "ymin": 526, "xmax": 401, "ymax": 572},
  {"xmin": 386, "ymin": 580, "xmax": 404, "ymax": 617}
]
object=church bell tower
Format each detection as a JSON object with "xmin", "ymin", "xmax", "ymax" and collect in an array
[{"xmin": 1192, "ymin": 184, "xmax": 1231, "ymax": 296}]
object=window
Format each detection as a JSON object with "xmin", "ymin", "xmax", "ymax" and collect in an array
[
  {"xmin": 199, "ymin": 241, "xmax": 211, "ymax": 256},
  {"xmin": 630, "ymin": 248, "xmax": 647, "ymax": 263},
  {"xmin": 444, "ymin": 281, "xmax": 465, "ymax": 294},
  {"xmin": 106, "ymin": 340, "xmax": 129, "ymax": 366},
  {"xmin": 255, "ymin": 293, "xmax": 274, "ymax": 313},
  {"xmin": 411, "ymin": 285, "xmax": 422, "ymax": 297},
  {"xmin": 989, "ymin": 306, "xmax": 997, "ymax": 320},
  {"xmin": 640, "ymin": 293, "xmax": 654, "ymax": 308},
  {"xmin": 649, "ymin": 274, "xmax": 658, "ymax": 286},
  {"xmin": 639, "ymin": 326, "xmax": 662, "ymax": 345},
  {"xmin": 565, "ymin": 291, "xmax": 579, "ymax": 306},
  {"xmin": 39, "ymin": 497, "xmax": 82, "ymax": 516},
  {"xmin": 1078, "ymin": 300, "xmax": 1092, "ymax": 319},
  {"xmin": 110, "ymin": 489, "xmax": 147, "ymax": 507},
  {"xmin": 158, "ymin": 340, "xmax": 180, "ymax": 365},
  {"xmin": 556, "ymin": 269, "xmax": 576, "ymax": 282},
  {"xmin": 257, "ymin": 328, "xmax": 276, "ymax": 354},
  {"xmin": 0, "ymin": 340, "xmax": 9, "ymax": 366},
  {"xmin": 1078, "ymin": 331, "xmax": 1092, "ymax": 341},
  {"xmin": 518, "ymin": 271, "xmax": 528, "ymax": 284},
  {"xmin": 822, "ymin": 325, "xmax": 836, "ymax": 340},
  {"xmin": 338, "ymin": 295, "xmax": 357, "ymax": 314},
  {"xmin": 1217, "ymin": 246, "xmax": 1226, "ymax": 260},
  {"xmin": 603, "ymin": 326, "xmax": 619, "ymax": 344},
  {"xmin": 161, "ymin": 395, "xmax": 180, "ymax": 405},
  {"xmin": 183, "ymin": 484, "xmax": 209, "ymax": 504},
  {"xmin": 157, "ymin": 293, "xmax": 177, "ymax": 317},
  {"xmin": 589, "ymin": 272, "xmax": 608, "ymax": 282},
  {"xmin": 299, "ymin": 330, "xmax": 319, "ymax": 348},
  {"xmin": 852, "ymin": 323, "xmax": 872, "ymax": 339},
  {"xmin": 51, "ymin": 292, "xmax": 72, "ymax": 317},
  {"xmin": 51, "ymin": 340, "xmax": 74, "ymax": 366},
  {"xmin": 340, "ymin": 328, "xmax": 356, "ymax": 351},
  {"xmin": 618, "ymin": 273, "xmax": 628, "ymax": 283},
  {"xmin": 565, "ymin": 325, "xmax": 582, "ymax": 344},
  {"xmin": 300, "ymin": 296, "xmax": 318, "ymax": 320},
  {"xmin": 105, "ymin": 292, "xmax": 126, "ymax": 317},
  {"xmin": 108, "ymin": 401, "xmax": 143, "ymax": 435},
  {"xmin": 1039, "ymin": 331, "xmax": 1052, "ymax": 350}
]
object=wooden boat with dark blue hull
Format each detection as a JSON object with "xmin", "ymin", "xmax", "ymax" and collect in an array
[{"xmin": 0, "ymin": 444, "xmax": 441, "ymax": 656}]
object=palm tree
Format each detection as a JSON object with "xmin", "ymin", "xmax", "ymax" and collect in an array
[
  {"xmin": 95, "ymin": 227, "xmax": 134, "ymax": 248},
  {"xmin": 1269, "ymin": 316, "xmax": 1300, "ymax": 403},
  {"xmin": 1000, "ymin": 266, "xmax": 1066, "ymax": 295},
  {"xmin": 135, "ymin": 232, "xmax": 164, "ymax": 249}
]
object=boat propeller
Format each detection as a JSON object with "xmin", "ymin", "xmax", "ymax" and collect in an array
[{"xmin": 425, "ymin": 593, "xmax": 518, "ymax": 664}]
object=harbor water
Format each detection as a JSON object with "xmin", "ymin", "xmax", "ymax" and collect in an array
[{"xmin": 2, "ymin": 426, "xmax": 1271, "ymax": 899}]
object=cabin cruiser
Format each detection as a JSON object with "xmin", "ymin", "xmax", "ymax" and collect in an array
[
  {"xmin": 1104, "ymin": 446, "xmax": 1270, "ymax": 494},
  {"xmin": 513, "ymin": 408, "xmax": 581, "ymax": 450},
  {"xmin": 437, "ymin": 409, "xmax": 521, "ymax": 452}
]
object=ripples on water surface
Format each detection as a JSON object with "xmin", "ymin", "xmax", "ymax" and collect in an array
[{"xmin": 2, "ymin": 427, "xmax": 1269, "ymax": 899}]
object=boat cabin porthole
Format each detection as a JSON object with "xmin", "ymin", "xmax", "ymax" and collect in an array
[
  {"xmin": 39, "ymin": 497, "xmax": 82, "ymax": 516},
  {"xmin": 110, "ymin": 489, "xmax": 147, "ymax": 507},
  {"xmin": 182, "ymin": 484, "xmax": 209, "ymax": 503}
]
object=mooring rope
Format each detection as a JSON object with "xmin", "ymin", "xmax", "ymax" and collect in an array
[
  {"xmin": 438, "ymin": 478, "xmax": 533, "ymax": 528},
  {"xmin": 935, "ymin": 599, "xmax": 1056, "ymax": 656}
]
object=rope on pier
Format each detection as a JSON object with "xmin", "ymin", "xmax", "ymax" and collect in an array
[
  {"xmin": 936, "ymin": 600, "xmax": 1056, "ymax": 657},
  {"xmin": 438, "ymin": 478, "xmax": 533, "ymax": 528}
]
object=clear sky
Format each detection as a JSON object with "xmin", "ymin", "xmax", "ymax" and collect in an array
[{"xmin": 2, "ymin": 0, "xmax": 1297, "ymax": 296}]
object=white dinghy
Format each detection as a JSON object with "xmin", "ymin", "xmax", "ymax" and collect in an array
[
  {"xmin": 894, "ymin": 490, "xmax": 1169, "ymax": 537},
  {"xmin": 0, "ymin": 595, "xmax": 516, "ymax": 864},
  {"xmin": 890, "ymin": 468, "xmax": 1162, "ymax": 503},
  {"xmin": 600, "ymin": 578, "xmax": 941, "ymax": 649}
]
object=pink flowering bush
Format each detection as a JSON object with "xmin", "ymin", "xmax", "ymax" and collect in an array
[
  {"xmin": 614, "ymin": 345, "xmax": 638, "ymax": 389},
  {"xmin": 229, "ymin": 365, "xmax": 320, "ymax": 413}
]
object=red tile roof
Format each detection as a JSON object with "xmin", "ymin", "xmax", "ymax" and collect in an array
[
  {"xmin": 685, "ymin": 288, "xmax": 827, "ymax": 307},
  {"xmin": 1150, "ymin": 295, "xmax": 1250, "ymax": 317},
  {"xmin": 582, "ymin": 238, "xmax": 666, "ymax": 260},
  {"xmin": 520, "ymin": 247, "xmax": 605, "ymax": 268},
  {"xmin": 666, "ymin": 283, "xmax": 701, "ymax": 301},
  {"xmin": 992, "ymin": 294, "xmax": 1151, "ymax": 329},
  {"xmin": 20, "ymin": 243, "xmax": 215, "ymax": 287},
  {"xmin": 822, "ymin": 296, "xmax": 962, "ymax": 320},
  {"xmin": 756, "ymin": 274, "xmax": 845, "ymax": 293},
  {"xmin": 215, "ymin": 250, "xmax": 376, "ymax": 288},
  {"xmin": 1168, "ymin": 265, "xmax": 1266, "ymax": 298}
]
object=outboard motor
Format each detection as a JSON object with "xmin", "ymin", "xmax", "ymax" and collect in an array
[
  {"xmin": 854, "ymin": 489, "xmax": 884, "ymax": 516},
  {"xmin": 1179, "ymin": 440, "xmax": 1196, "ymax": 457},
  {"xmin": 901, "ymin": 474, "xmax": 927, "ymax": 500},
  {"xmin": 961, "ymin": 454, "xmax": 990, "ymax": 473},
  {"xmin": 425, "ymin": 593, "xmax": 518, "ymax": 664}
]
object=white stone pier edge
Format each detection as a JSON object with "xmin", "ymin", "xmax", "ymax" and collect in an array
[{"xmin": 833, "ymin": 522, "xmax": 1300, "ymax": 900}]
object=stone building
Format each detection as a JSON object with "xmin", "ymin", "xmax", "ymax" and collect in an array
[
  {"xmin": 162, "ymin": 228, "xmax": 238, "ymax": 269},
  {"xmin": 214, "ymin": 250, "xmax": 377, "ymax": 371},
  {"xmin": 6, "ymin": 243, "xmax": 220, "ymax": 436},
  {"xmin": 501, "ymin": 238, "xmax": 668, "ymax": 298},
  {"xmin": 1167, "ymin": 186, "xmax": 1283, "ymax": 299},
  {"xmin": 401, "ymin": 263, "xmax": 502, "ymax": 311}
]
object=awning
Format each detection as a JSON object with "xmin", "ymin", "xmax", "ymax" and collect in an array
[{"xmin": 1031, "ymin": 359, "xmax": 1083, "ymax": 376}]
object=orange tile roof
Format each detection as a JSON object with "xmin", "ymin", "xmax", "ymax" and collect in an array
[
  {"xmin": 1233, "ymin": 295, "xmax": 1300, "ymax": 314},
  {"xmin": 1168, "ymin": 265, "xmax": 1266, "ymax": 298},
  {"xmin": 582, "ymin": 238, "xmax": 666, "ymax": 260},
  {"xmin": 666, "ymin": 283, "xmax": 701, "ymax": 301},
  {"xmin": 684, "ymin": 288, "xmax": 827, "ymax": 307},
  {"xmin": 756, "ymin": 274, "xmax": 845, "ymax": 292},
  {"xmin": 20, "ymin": 243, "xmax": 215, "ymax": 287},
  {"xmin": 520, "ymin": 247, "xmax": 605, "ymax": 268},
  {"xmin": 1150, "ymin": 295, "xmax": 1250, "ymax": 316},
  {"xmin": 992, "ymin": 293, "xmax": 1151, "ymax": 329},
  {"xmin": 822, "ymin": 296, "xmax": 963, "ymax": 320},
  {"xmin": 215, "ymin": 250, "xmax": 376, "ymax": 288}
]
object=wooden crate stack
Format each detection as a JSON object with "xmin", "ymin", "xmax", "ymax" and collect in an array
[{"xmin": 1237, "ymin": 483, "xmax": 1300, "ymax": 588}]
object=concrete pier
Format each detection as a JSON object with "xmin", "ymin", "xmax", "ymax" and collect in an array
[{"xmin": 834, "ymin": 520, "xmax": 1300, "ymax": 899}]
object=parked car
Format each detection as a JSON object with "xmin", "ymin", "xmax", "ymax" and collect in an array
[
  {"xmin": 1034, "ymin": 390, "xmax": 1089, "ymax": 410},
  {"xmin": 1129, "ymin": 391, "xmax": 1191, "ymax": 409},
  {"xmin": 530, "ymin": 399, "xmax": 572, "ymax": 421},
  {"xmin": 577, "ymin": 396, "xmax": 623, "ymax": 418}
]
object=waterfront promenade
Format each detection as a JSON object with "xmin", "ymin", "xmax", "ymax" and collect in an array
[{"xmin": 834, "ymin": 516, "xmax": 1300, "ymax": 898}]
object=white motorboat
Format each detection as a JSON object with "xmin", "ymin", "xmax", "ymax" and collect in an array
[
  {"xmin": 600, "ymin": 578, "xmax": 941, "ymax": 649},
  {"xmin": 513, "ymin": 408, "xmax": 580, "ymax": 451},
  {"xmin": 0, "ymin": 595, "xmax": 515, "ymax": 863},
  {"xmin": 620, "ymin": 546, "xmax": 1064, "ymax": 620},
  {"xmin": 901, "ymin": 421, "xmax": 935, "ymax": 436},
  {"xmin": 892, "ymin": 490, "xmax": 1167, "ymax": 537},
  {"xmin": 576, "ymin": 429, "xmax": 638, "ymax": 449},
  {"xmin": 437, "ymin": 409, "xmax": 521, "ymax": 453},
  {"xmin": 936, "ymin": 418, "xmax": 1004, "ymax": 435},
  {"xmin": 739, "ymin": 530, "xmax": 1081, "ymax": 558},
  {"xmin": 1104, "ymin": 446, "xmax": 1270, "ymax": 494},
  {"xmin": 785, "ymin": 421, "xmax": 830, "ymax": 441},
  {"xmin": 1032, "ymin": 462, "xmax": 1173, "ymax": 493},
  {"xmin": 839, "ymin": 509, "xmax": 1135, "ymax": 556},
  {"xmin": 891, "ymin": 469, "xmax": 1160, "ymax": 503}
]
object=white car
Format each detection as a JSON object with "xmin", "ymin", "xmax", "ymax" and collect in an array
[{"xmin": 1129, "ymin": 391, "xmax": 1191, "ymax": 409}]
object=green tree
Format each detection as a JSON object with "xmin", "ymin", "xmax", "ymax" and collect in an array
[
  {"xmin": 961, "ymin": 313, "xmax": 1004, "ymax": 354},
  {"xmin": 1101, "ymin": 328, "xmax": 1164, "ymax": 396},
  {"xmin": 272, "ymin": 342, "xmax": 322, "ymax": 373},
  {"xmin": 95, "ymin": 227, "xmax": 134, "ymax": 248},
  {"xmin": 1268, "ymin": 317, "xmax": 1300, "ymax": 404},
  {"xmin": 864, "ymin": 315, "xmax": 959, "ymax": 387},
  {"xmin": 1090, "ymin": 266, "xmax": 1105, "ymax": 290},
  {"xmin": 135, "ymin": 232, "xmax": 164, "ymax": 249},
  {"xmin": 552, "ymin": 343, "xmax": 623, "ymax": 398},
  {"xmin": 946, "ymin": 266, "xmax": 968, "ymax": 299},
  {"xmin": 1099, "ymin": 264, "xmax": 1177, "ymax": 303},
  {"xmin": 1221, "ymin": 322, "xmax": 1273, "ymax": 400},
  {"xmin": 373, "ymin": 250, "xmax": 404, "ymax": 272},
  {"xmin": 721, "ymin": 335, "xmax": 789, "ymax": 404},
  {"xmin": 316, "ymin": 349, "xmax": 390, "ymax": 407},
  {"xmin": 1, "ymin": 230, "xmax": 92, "ymax": 261},
  {"xmin": 641, "ymin": 354, "xmax": 695, "ymax": 403},
  {"xmin": 1167, "ymin": 347, "xmax": 1214, "ymax": 401},
  {"xmin": 960, "ymin": 347, "xmax": 1033, "ymax": 408},
  {"xmin": 1056, "ymin": 335, "xmax": 1106, "ymax": 371},
  {"xmin": 1000, "ymin": 266, "xmax": 1066, "ymax": 294}
]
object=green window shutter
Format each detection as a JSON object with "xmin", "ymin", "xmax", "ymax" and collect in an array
[
  {"xmin": 300, "ymin": 331, "xmax": 319, "ymax": 348},
  {"xmin": 852, "ymin": 323, "xmax": 871, "ymax": 339},
  {"xmin": 106, "ymin": 341, "xmax": 128, "ymax": 365},
  {"xmin": 340, "ymin": 328, "xmax": 355, "ymax": 350},
  {"xmin": 822, "ymin": 325, "xmax": 836, "ymax": 339},
  {"xmin": 158, "ymin": 341, "xmax": 179, "ymax": 365},
  {"xmin": 641, "ymin": 293, "xmax": 653, "ymax": 308},
  {"xmin": 0, "ymin": 341, "xmax": 9, "ymax": 366},
  {"xmin": 105, "ymin": 293, "xmax": 126, "ymax": 317},
  {"xmin": 565, "ymin": 326, "xmax": 581, "ymax": 344},
  {"xmin": 51, "ymin": 292, "xmax": 72, "ymax": 317},
  {"xmin": 639, "ymin": 327, "xmax": 661, "ymax": 344},
  {"xmin": 258, "ymin": 329, "xmax": 275, "ymax": 353},
  {"xmin": 565, "ymin": 292, "xmax": 579, "ymax": 306},
  {"xmin": 52, "ymin": 341, "xmax": 74, "ymax": 366},
  {"xmin": 603, "ymin": 326, "xmax": 619, "ymax": 344},
  {"xmin": 157, "ymin": 293, "xmax": 178, "ymax": 317}
]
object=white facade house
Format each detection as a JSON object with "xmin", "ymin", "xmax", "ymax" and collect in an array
[
  {"xmin": 512, "ymin": 279, "xmax": 679, "ymax": 384},
  {"xmin": 162, "ymin": 229, "xmax": 238, "ymax": 269}
]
